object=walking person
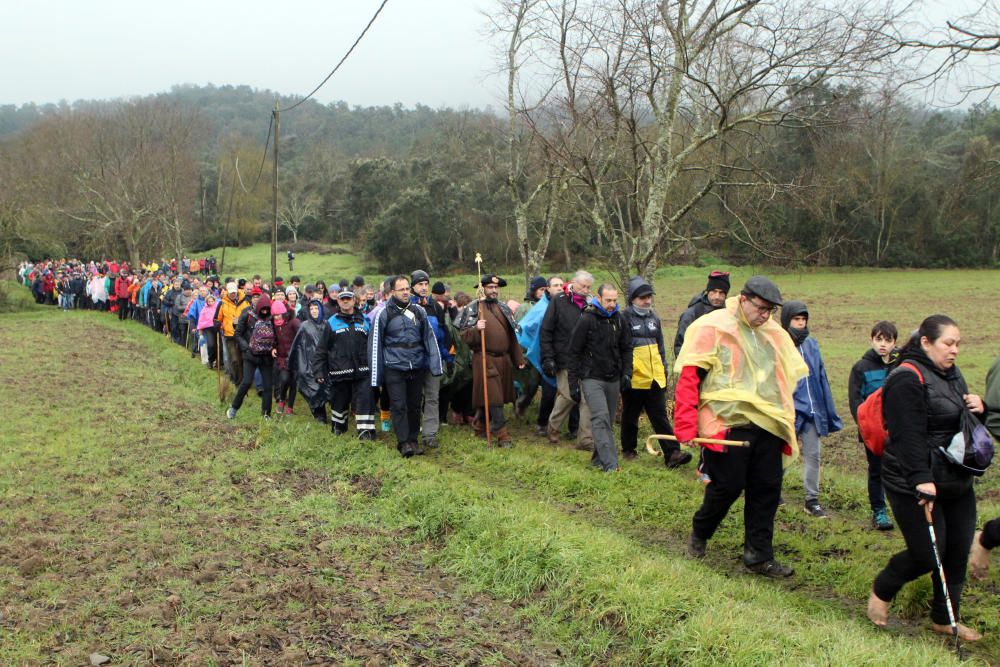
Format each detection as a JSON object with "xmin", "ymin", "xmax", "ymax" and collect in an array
[
  {"xmin": 848, "ymin": 321, "xmax": 899, "ymax": 530},
  {"xmin": 315, "ymin": 290, "xmax": 376, "ymax": 439},
  {"xmin": 621, "ymin": 276, "xmax": 691, "ymax": 468},
  {"xmin": 676, "ymin": 277, "xmax": 808, "ymax": 577},
  {"xmin": 271, "ymin": 300, "xmax": 300, "ymax": 415},
  {"xmin": 369, "ymin": 275, "xmax": 443, "ymax": 457},
  {"xmin": 541, "ymin": 270, "xmax": 594, "ymax": 448},
  {"xmin": 673, "ymin": 270, "xmax": 730, "ymax": 357},
  {"xmin": 568, "ymin": 283, "xmax": 632, "ymax": 472},
  {"xmin": 410, "ymin": 270, "xmax": 453, "ymax": 450},
  {"xmin": 456, "ymin": 274, "xmax": 525, "ymax": 448},
  {"xmin": 867, "ymin": 315, "xmax": 984, "ymax": 642},
  {"xmin": 227, "ymin": 293, "xmax": 277, "ymax": 419},
  {"xmin": 780, "ymin": 301, "xmax": 842, "ymax": 518},
  {"xmin": 290, "ymin": 299, "xmax": 331, "ymax": 423}
]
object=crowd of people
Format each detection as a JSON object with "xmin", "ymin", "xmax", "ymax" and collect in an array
[{"xmin": 15, "ymin": 256, "xmax": 999, "ymax": 643}]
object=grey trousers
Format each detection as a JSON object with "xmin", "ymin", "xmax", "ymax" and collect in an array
[
  {"xmin": 582, "ymin": 378, "xmax": 620, "ymax": 471},
  {"xmin": 798, "ymin": 420, "xmax": 821, "ymax": 502},
  {"xmin": 549, "ymin": 369, "xmax": 593, "ymax": 447},
  {"xmin": 422, "ymin": 372, "xmax": 442, "ymax": 439}
]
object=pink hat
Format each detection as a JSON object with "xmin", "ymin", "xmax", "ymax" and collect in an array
[{"xmin": 271, "ymin": 300, "xmax": 287, "ymax": 316}]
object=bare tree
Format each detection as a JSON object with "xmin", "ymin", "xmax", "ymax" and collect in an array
[
  {"xmin": 278, "ymin": 191, "xmax": 319, "ymax": 244},
  {"xmin": 489, "ymin": 0, "xmax": 570, "ymax": 288},
  {"xmin": 501, "ymin": 0, "xmax": 907, "ymax": 283}
]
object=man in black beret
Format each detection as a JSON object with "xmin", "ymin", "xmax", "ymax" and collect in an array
[{"xmin": 456, "ymin": 274, "xmax": 524, "ymax": 447}]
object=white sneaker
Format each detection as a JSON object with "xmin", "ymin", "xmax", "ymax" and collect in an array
[{"xmin": 226, "ymin": 407, "xmax": 236, "ymax": 419}]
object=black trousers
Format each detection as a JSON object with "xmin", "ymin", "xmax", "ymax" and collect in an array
[
  {"xmin": 275, "ymin": 368, "xmax": 296, "ymax": 407},
  {"xmin": 117, "ymin": 297, "xmax": 129, "ymax": 320},
  {"xmin": 691, "ymin": 426, "xmax": 784, "ymax": 565},
  {"xmin": 873, "ymin": 485, "xmax": 976, "ymax": 625},
  {"xmin": 621, "ymin": 384, "xmax": 674, "ymax": 454},
  {"xmin": 231, "ymin": 356, "xmax": 274, "ymax": 416},
  {"xmin": 329, "ymin": 377, "xmax": 375, "ymax": 435},
  {"xmin": 983, "ymin": 517, "xmax": 1000, "ymax": 550},
  {"xmin": 864, "ymin": 445, "xmax": 886, "ymax": 512},
  {"xmin": 384, "ymin": 368, "xmax": 425, "ymax": 446}
]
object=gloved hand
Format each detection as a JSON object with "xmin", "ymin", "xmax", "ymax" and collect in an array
[
  {"xmin": 542, "ymin": 358, "xmax": 557, "ymax": 378},
  {"xmin": 621, "ymin": 375, "xmax": 632, "ymax": 392},
  {"xmin": 569, "ymin": 382, "xmax": 581, "ymax": 404}
]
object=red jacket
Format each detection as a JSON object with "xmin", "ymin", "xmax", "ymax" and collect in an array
[{"xmin": 114, "ymin": 276, "xmax": 130, "ymax": 299}]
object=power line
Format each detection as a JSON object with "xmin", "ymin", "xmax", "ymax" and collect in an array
[
  {"xmin": 278, "ymin": 0, "xmax": 390, "ymax": 112},
  {"xmin": 247, "ymin": 112, "xmax": 274, "ymax": 193}
]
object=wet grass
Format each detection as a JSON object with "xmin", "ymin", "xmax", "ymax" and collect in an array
[{"xmin": 2, "ymin": 262, "xmax": 998, "ymax": 665}]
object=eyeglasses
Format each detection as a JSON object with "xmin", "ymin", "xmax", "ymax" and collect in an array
[{"xmin": 747, "ymin": 298, "xmax": 778, "ymax": 315}]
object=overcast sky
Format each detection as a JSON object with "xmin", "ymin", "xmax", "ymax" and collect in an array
[{"xmin": 0, "ymin": 0, "xmax": 990, "ymax": 110}]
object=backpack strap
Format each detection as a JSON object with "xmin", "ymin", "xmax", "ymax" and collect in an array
[{"xmin": 896, "ymin": 361, "xmax": 924, "ymax": 384}]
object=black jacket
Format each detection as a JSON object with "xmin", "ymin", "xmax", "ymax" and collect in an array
[
  {"xmin": 673, "ymin": 294, "xmax": 721, "ymax": 356},
  {"xmin": 568, "ymin": 305, "xmax": 632, "ymax": 385},
  {"xmin": 235, "ymin": 294, "xmax": 273, "ymax": 362},
  {"xmin": 540, "ymin": 292, "xmax": 586, "ymax": 370},
  {"xmin": 882, "ymin": 347, "xmax": 974, "ymax": 498},
  {"xmin": 314, "ymin": 310, "xmax": 370, "ymax": 382}
]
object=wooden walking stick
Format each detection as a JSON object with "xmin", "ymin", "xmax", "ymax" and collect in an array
[
  {"xmin": 645, "ymin": 433, "xmax": 750, "ymax": 455},
  {"xmin": 475, "ymin": 253, "xmax": 491, "ymax": 446}
]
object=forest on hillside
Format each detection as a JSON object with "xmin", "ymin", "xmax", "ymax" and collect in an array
[{"xmin": 1, "ymin": 1, "xmax": 998, "ymax": 283}]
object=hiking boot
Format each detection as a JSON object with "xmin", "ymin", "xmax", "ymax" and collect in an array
[
  {"xmin": 422, "ymin": 436, "xmax": 439, "ymax": 450},
  {"xmin": 574, "ymin": 440, "xmax": 593, "ymax": 452},
  {"xmin": 276, "ymin": 400, "xmax": 285, "ymax": 414},
  {"xmin": 496, "ymin": 427, "xmax": 513, "ymax": 448},
  {"xmin": 622, "ymin": 450, "xmax": 638, "ymax": 460},
  {"xmin": 804, "ymin": 500, "xmax": 829, "ymax": 518},
  {"xmin": 226, "ymin": 407, "xmax": 237, "ymax": 420},
  {"xmin": 872, "ymin": 508, "xmax": 894, "ymax": 531},
  {"xmin": 332, "ymin": 424, "xmax": 347, "ymax": 436},
  {"xmin": 687, "ymin": 534, "xmax": 707, "ymax": 559},
  {"xmin": 666, "ymin": 449, "xmax": 693, "ymax": 469},
  {"xmin": 546, "ymin": 428, "xmax": 560, "ymax": 444},
  {"xmin": 358, "ymin": 429, "xmax": 376, "ymax": 442},
  {"xmin": 414, "ymin": 441, "xmax": 426, "ymax": 456},
  {"xmin": 745, "ymin": 559, "xmax": 794, "ymax": 578},
  {"xmin": 400, "ymin": 441, "xmax": 416, "ymax": 458},
  {"xmin": 284, "ymin": 406, "xmax": 293, "ymax": 416}
]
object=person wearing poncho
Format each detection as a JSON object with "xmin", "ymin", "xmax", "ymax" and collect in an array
[{"xmin": 675, "ymin": 276, "xmax": 808, "ymax": 578}]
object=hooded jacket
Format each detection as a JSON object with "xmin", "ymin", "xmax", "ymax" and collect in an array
[
  {"xmin": 289, "ymin": 300, "xmax": 328, "ymax": 410},
  {"xmin": 673, "ymin": 293, "xmax": 722, "ymax": 357},
  {"xmin": 235, "ymin": 293, "xmax": 273, "ymax": 360},
  {"xmin": 215, "ymin": 292, "xmax": 249, "ymax": 338},
  {"xmin": 369, "ymin": 297, "xmax": 443, "ymax": 387},
  {"xmin": 568, "ymin": 300, "xmax": 632, "ymax": 386},
  {"xmin": 624, "ymin": 276, "xmax": 667, "ymax": 390},
  {"xmin": 848, "ymin": 347, "xmax": 899, "ymax": 421},
  {"xmin": 411, "ymin": 294, "xmax": 453, "ymax": 362},
  {"xmin": 780, "ymin": 301, "xmax": 842, "ymax": 437}
]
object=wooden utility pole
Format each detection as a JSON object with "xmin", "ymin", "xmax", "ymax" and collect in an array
[{"xmin": 271, "ymin": 104, "xmax": 280, "ymax": 286}]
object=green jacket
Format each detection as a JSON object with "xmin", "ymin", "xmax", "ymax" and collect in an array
[{"xmin": 986, "ymin": 355, "xmax": 1000, "ymax": 440}]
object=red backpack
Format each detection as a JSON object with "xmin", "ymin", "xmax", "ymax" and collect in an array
[{"xmin": 857, "ymin": 362, "xmax": 923, "ymax": 457}]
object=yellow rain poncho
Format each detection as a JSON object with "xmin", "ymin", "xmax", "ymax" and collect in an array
[{"xmin": 674, "ymin": 296, "xmax": 809, "ymax": 462}]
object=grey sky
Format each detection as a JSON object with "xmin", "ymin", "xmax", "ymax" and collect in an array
[{"xmin": 0, "ymin": 0, "xmax": 990, "ymax": 110}]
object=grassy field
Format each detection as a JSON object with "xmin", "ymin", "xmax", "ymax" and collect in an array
[{"xmin": 2, "ymin": 251, "xmax": 998, "ymax": 665}]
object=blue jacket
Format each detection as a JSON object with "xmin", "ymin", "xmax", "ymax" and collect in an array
[
  {"xmin": 793, "ymin": 337, "xmax": 843, "ymax": 436},
  {"xmin": 515, "ymin": 293, "xmax": 555, "ymax": 386},
  {"xmin": 369, "ymin": 299, "xmax": 443, "ymax": 387},
  {"xmin": 186, "ymin": 295, "xmax": 206, "ymax": 324}
]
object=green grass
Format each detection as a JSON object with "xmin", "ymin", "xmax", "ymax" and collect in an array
[{"xmin": 2, "ymin": 256, "xmax": 999, "ymax": 665}]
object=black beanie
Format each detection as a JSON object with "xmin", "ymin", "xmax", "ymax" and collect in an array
[
  {"xmin": 431, "ymin": 281, "xmax": 447, "ymax": 295},
  {"xmin": 705, "ymin": 271, "xmax": 730, "ymax": 294}
]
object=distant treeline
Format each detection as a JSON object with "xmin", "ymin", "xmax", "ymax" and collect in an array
[{"xmin": 1, "ymin": 83, "xmax": 997, "ymax": 274}]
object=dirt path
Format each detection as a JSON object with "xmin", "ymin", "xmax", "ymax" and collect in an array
[{"xmin": 0, "ymin": 315, "xmax": 558, "ymax": 665}]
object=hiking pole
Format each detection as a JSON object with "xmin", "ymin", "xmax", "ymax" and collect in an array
[
  {"xmin": 645, "ymin": 434, "xmax": 751, "ymax": 456},
  {"xmin": 475, "ymin": 252, "xmax": 491, "ymax": 446},
  {"xmin": 924, "ymin": 503, "xmax": 962, "ymax": 658}
]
